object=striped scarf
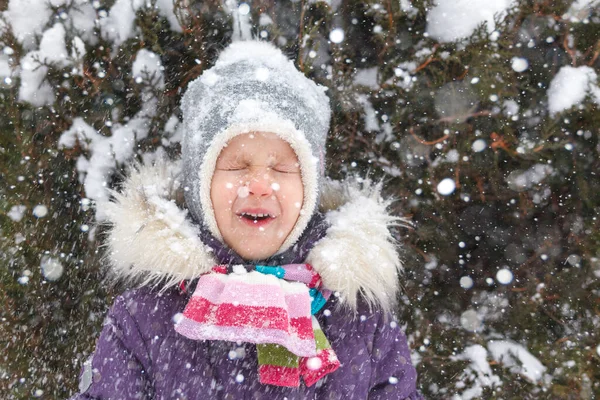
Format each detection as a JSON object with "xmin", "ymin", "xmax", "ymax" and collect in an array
[{"xmin": 174, "ymin": 264, "xmax": 340, "ymax": 387}]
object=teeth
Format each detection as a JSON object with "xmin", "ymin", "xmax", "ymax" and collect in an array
[{"xmin": 241, "ymin": 212, "xmax": 271, "ymax": 218}]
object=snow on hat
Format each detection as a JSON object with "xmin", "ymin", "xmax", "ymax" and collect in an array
[{"xmin": 181, "ymin": 40, "xmax": 331, "ymax": 255}]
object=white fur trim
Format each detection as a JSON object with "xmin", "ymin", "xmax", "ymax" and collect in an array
[
  {"xmin": 103, "ymin": 161, "xmax": 403, "ymax": 312},
  {"xmin": 198, "ymin": 118, "xmax": 318, "ymax": 256},
  {"xmin": 307, "ymin": 178, "xmax": 404, "ymax": 313},
  {"xmin": 101, "ymin": 160, "xmax": 216, "ymax": 289}
]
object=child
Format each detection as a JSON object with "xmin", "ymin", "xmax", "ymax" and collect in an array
[{"xmin": 72, "ymin": 41, "xmax": 422, "ymax": 399}]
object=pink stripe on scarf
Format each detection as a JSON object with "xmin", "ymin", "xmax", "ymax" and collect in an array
[
  {"xmin": 191, "ymin": 275, "xmax": 310, "ymax": 317},
  {"xmin": 258, "ymin": 365, "xmax": 301, "ymax": 387},
  {"xmin": 300, "ymin": 348, "xmax": 341, "ymax": 387},
  {"xmin": 281, "ymin": 264, "xmax": 315, "ymax": 284},
  {"xmin": 182, "ymin": 296, "xmax": 314, "ymax": 339},
  {"xmin": 175, "ymin": 317, "xmax": 317, "ymax": 357}
]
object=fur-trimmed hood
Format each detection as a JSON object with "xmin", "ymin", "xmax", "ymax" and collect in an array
[{"xmin": 102, "ymin": 160, "xmax": 403, "ymax": 312}]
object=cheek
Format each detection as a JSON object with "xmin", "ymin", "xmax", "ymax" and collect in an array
[
  {"xmin": 287, "ymin": 178, "xmax": 304, "ymax": 203},
  {"xmin": 211, "ymin": 177, "xmax": 237, "ymax": 216},
  {"xmin": 278, "ymin": 181, "xmax": 303, "ymax": 216}
]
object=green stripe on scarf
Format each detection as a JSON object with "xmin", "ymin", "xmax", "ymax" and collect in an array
[
  {"xmin": 257, "ymin": 320, "xmax": 336, "ymax": 385},
  {"xmin": 314, "ymin": 328, "xmax": 329, "ymax": 350},
  {"xmin": 257, "ymin": 344, "xmax": 299, "ymax": 368}
]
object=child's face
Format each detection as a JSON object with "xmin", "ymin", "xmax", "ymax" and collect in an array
[{"xmin": 210, "ymin": 132, "xmax": 304, "ymax": 260}]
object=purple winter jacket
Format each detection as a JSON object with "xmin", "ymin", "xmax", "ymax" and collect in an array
[
  {"xmin": 72, "ymin": 287, "xmax": 420, "ymax": 399},
  {"xmin": 70, "ymin": 161, "xmax": 422, "ymax": 399}
]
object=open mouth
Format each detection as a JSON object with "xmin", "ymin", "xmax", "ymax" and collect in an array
[{"xmin": 239, "ymin": 212, "xmax": 275, "ymax": 223}]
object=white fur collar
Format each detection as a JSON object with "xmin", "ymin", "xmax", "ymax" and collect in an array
[{"xmin": 102, "ymin": 160, "xmax": 403, "ymax": 312}]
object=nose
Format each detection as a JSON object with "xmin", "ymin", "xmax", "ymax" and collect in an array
[{"xmin": 246, "ymin": 168, "xmax": 273, "ymax": 197}]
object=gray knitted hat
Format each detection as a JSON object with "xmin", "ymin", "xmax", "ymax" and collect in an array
[{"xmin": 181, "ymin": 40, "xmax": 331, "ymax": 254}]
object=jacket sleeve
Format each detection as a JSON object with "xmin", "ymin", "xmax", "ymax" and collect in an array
[
  {"xmin": 69, "ymin": 294, "xmax": 155, "ymax": 400},
  {"xmin": 368, "ymin": 311, "xmax": 423, "ymax": 400}
]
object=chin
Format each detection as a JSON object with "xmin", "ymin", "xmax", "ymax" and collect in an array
[{"xmin": 235, "ymin": 242, "xmax": 279, "ymax": 261}]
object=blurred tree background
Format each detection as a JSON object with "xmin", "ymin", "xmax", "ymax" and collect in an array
[{"xmin": 1, "ymin": 0, "xmax": 599, "ymax": 398}]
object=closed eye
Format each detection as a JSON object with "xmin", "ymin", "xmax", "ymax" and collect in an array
[
  {"xmin": 216, "ymin": 160, "xmax": 249, "ymax": 171},
  {"xmin": 272, "ymin": 164, "xmax": 300, "ymax": 174},
  {"xmin": 218, "ymin": 167, "xmax": 247, "ymax": 171}
]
